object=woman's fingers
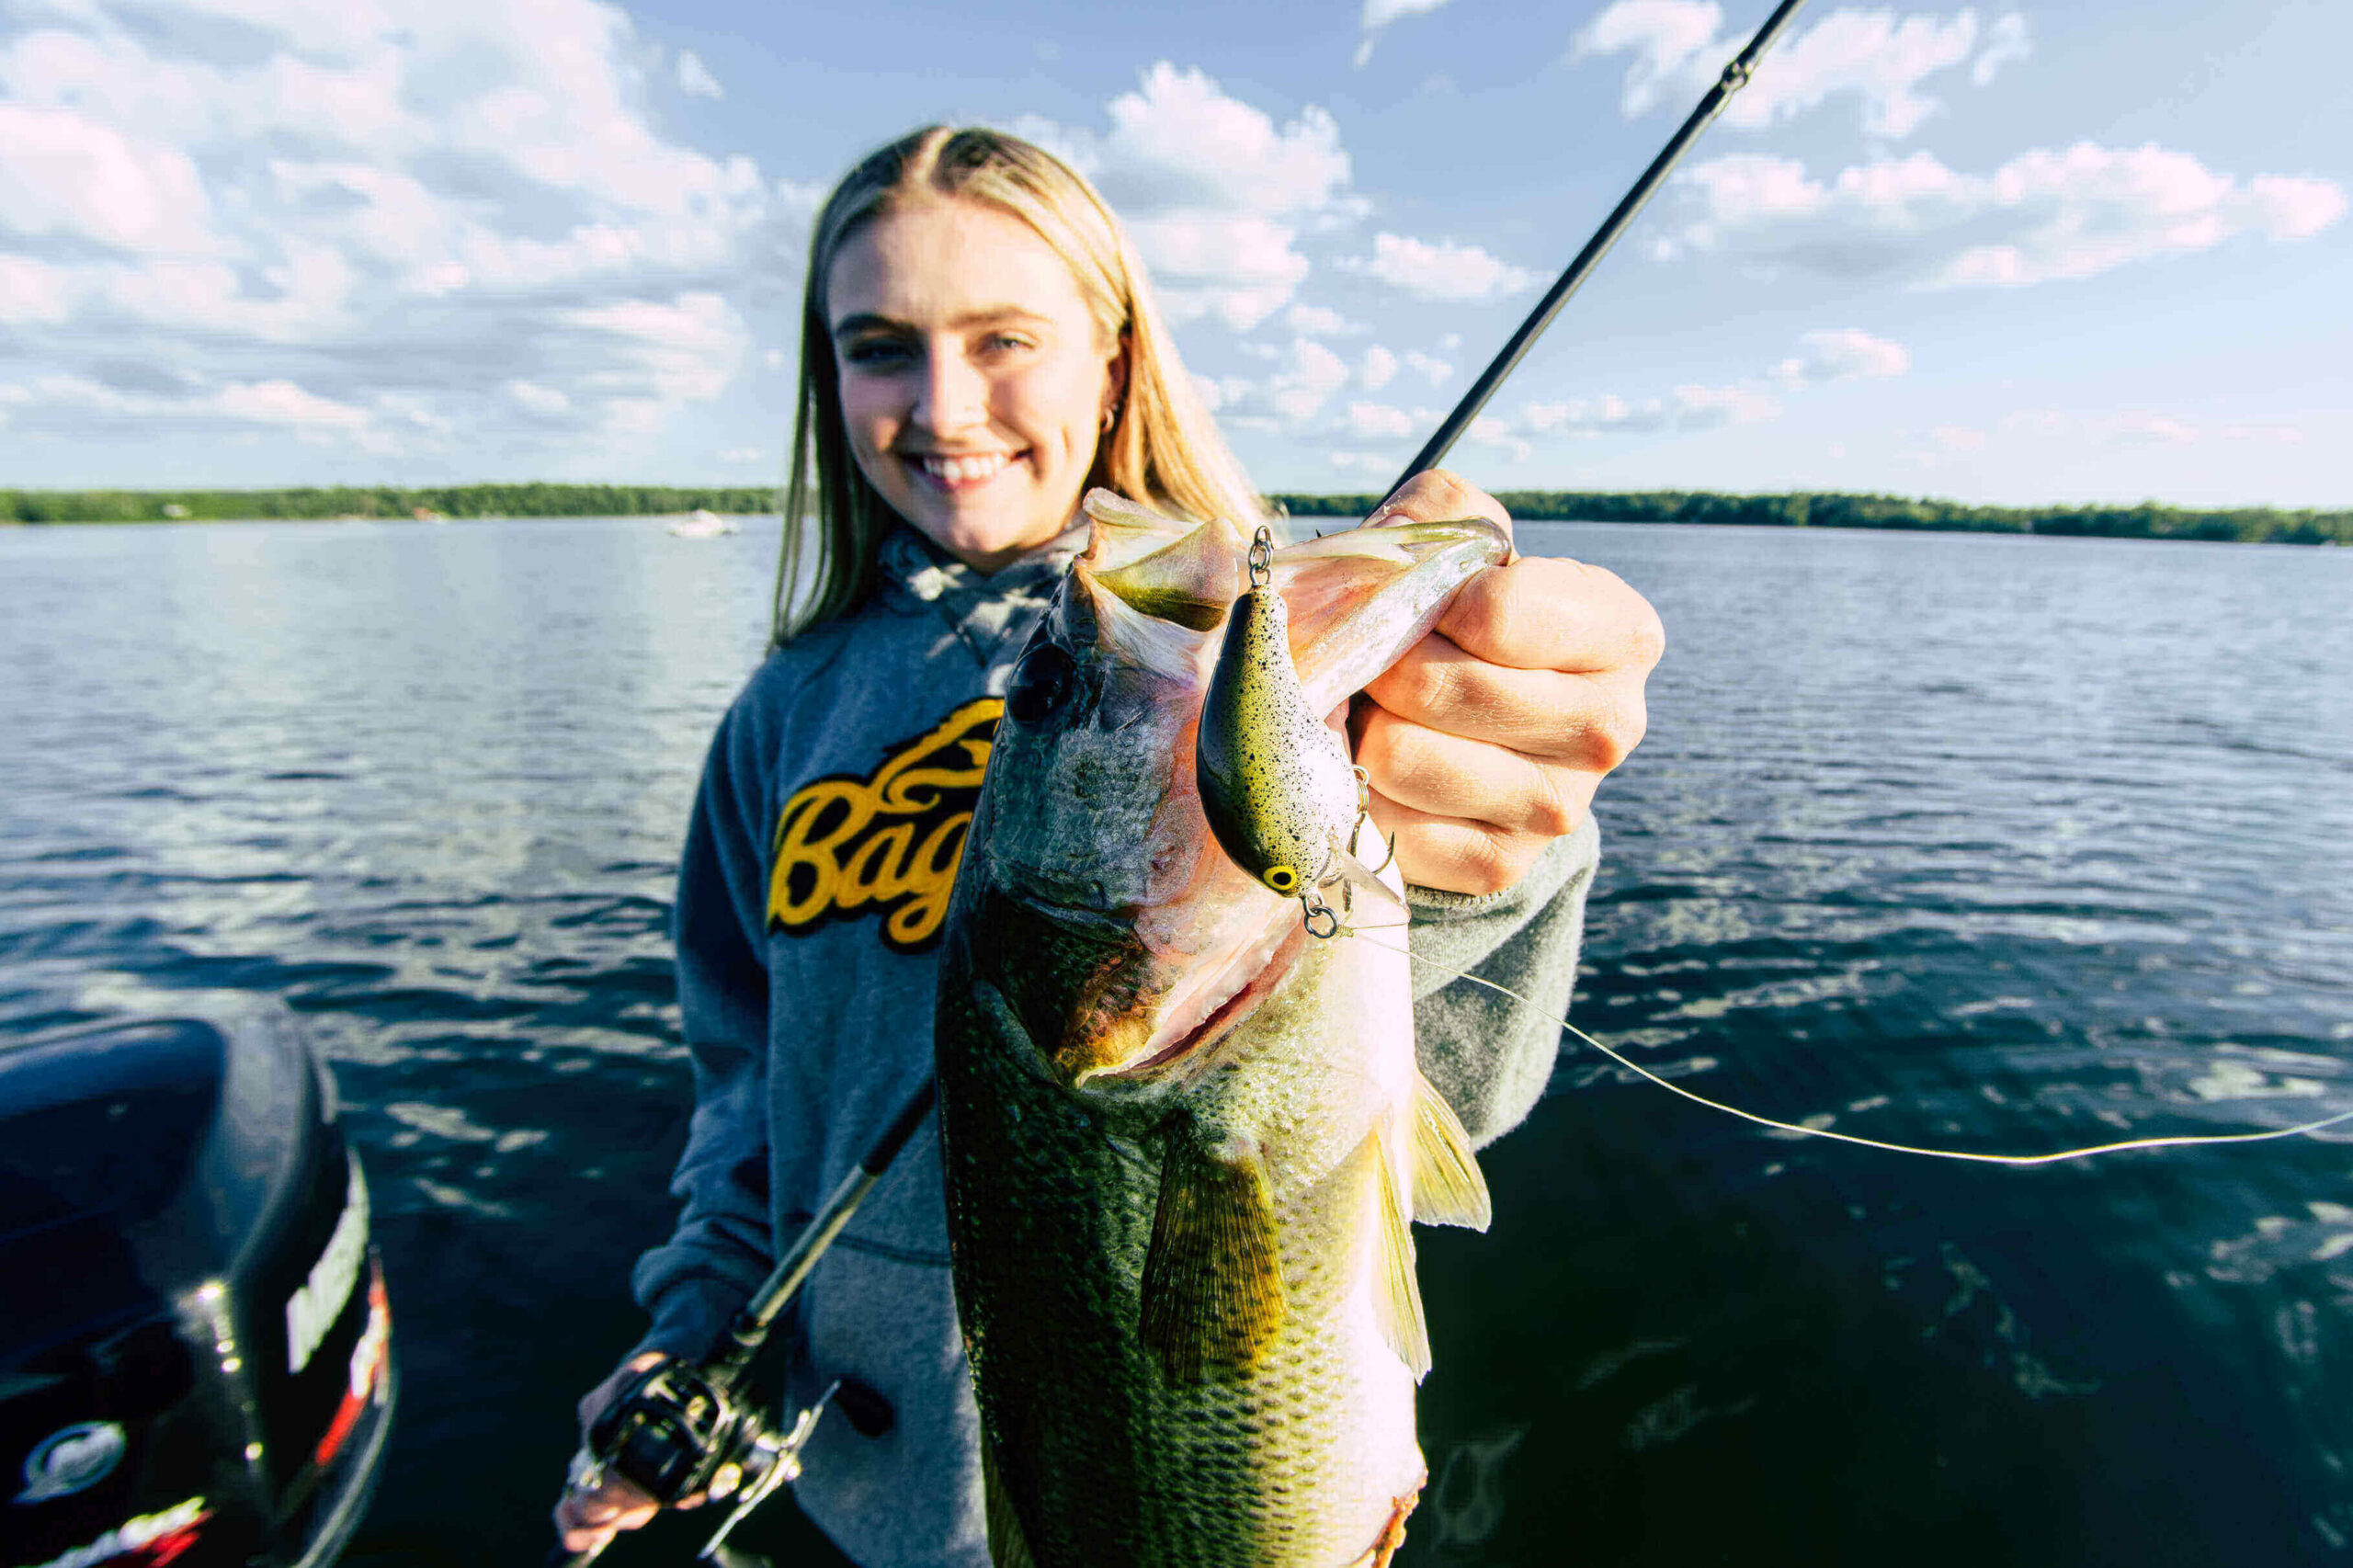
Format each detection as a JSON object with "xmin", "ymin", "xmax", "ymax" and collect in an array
[
  {"xmin": 1354, "ymin": 702, "xmax": 1599, "ymax": 839},
  {"xmin": 1361, "ymin": 640, "xmax": 1648, "ymax": 770},
  {"xmin": 1347, "ymin": 467, "xmax": 1663, "ymax": 898},
  {"xmin": 1363, "ymin": 789, "xmax": 1552, "ymax": 900},
  {"xmin": 1430, "ymin": 553, "xmax": 1665, "ymax": 676},
  {"xmin": 1366, "ymin": 468, "xmax": 1512, "ymax": 539},
  {"xmin": 556, "ymin": 1475, "xmax": 660, "ymax": 1552},
  {"xmin": 556, "ymin": 1349, "xmax": 675, "ymax": 1551}
]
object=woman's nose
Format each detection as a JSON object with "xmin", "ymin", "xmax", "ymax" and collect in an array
[{"xmin": 911, "ymin": 346, "xmax": 988, "ymax": 436}]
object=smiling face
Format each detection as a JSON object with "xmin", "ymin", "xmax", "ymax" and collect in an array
[{"xmin": 826, "ymin": 198, "xmax": 1128, "ymax": 574}]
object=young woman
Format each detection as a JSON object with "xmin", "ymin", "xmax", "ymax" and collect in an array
[{"xmin": 555, "ymin": 124, "xmax": 1662, "ymax": 1562}]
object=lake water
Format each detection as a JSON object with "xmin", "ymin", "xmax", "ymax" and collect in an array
[{"xmin": 3, "ymin": 516, "xmax": 2349, "ymax": 1565}]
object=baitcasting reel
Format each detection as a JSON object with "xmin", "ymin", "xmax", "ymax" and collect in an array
[{"xmin": 559, "ymin": 1358, "xmax": 836, "ymax": 1564}]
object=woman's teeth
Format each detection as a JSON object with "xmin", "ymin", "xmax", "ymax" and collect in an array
[{"xmin": 919, "ymin": 452, "xmax": 1011, "ymax": 484}]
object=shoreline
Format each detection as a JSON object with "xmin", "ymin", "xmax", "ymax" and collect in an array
[{"xmin": 5, "ymin": 484, "xmax": 2347, "ymax": 546}]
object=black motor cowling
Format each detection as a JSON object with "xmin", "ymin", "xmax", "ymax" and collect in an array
[{"xmin": 1, "ymin": 1010, "xmax": 393, "ymax": 1567}]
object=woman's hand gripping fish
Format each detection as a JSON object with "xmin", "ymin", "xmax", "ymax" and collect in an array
[{"xmin": 935, "ymin": 490, "xmax": 1511, "ymax": 1568}]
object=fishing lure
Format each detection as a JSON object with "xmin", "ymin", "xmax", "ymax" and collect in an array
[{"xmin": 1196, "ymin": 526, "xmax": 1399, "ymax": 937}]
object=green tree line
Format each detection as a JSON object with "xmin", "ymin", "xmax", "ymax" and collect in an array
[
  {"xmin": 1273, "ymin": 490, "xmax": 2353, "ymax": 546},
  {"xmin": 6, "ymin": 483, "xmax": 2347, "ymax": 544},
  {"xmin": 0, "ymin": 483, "xmax": 777, "ymax": 524}
]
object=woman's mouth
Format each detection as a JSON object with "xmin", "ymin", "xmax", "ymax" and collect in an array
[{"xmin": 911, "ymin": 451, "xmax": 1019, "ymax": 492}]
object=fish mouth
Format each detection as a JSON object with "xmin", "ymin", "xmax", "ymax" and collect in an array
[{"xmin": 1090, "ymin": 910, "xmax": 1306, "ymax": 1085}]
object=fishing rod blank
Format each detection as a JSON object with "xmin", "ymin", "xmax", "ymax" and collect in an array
[{"xmin": 1392, "ymin": 0, "xmax": 1811, "ymax": 491}]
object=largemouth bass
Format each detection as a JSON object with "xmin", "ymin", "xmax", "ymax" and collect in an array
[{"xmin": 936, "ymin": 491, "xmax": 1510, "ymax": 1568}]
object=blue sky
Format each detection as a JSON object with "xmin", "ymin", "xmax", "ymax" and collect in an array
[{"xmin": 1, "ymin": 0, "xmax": 2345, "ymax": 505}]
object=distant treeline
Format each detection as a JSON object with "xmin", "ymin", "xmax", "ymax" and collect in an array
[
  {"xmin": 0, "ymin": 483, "xmax": 776, "ymax": 523},
  {"xmin": 1274, "ymin": 490, "xmax": 2353, "ymax": 546},
  {"xmin": 6, "ymin": 483, "xmax": 2347, "ymax": 545}
]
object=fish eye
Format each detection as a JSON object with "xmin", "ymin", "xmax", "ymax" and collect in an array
[
  {"xmin": 1266, "ymin": 866, "xmax": 1298, "ymax": 892},
  {"xmin": 1007, "ymin": 642, "xmax": 1077, "ymax": 725}
]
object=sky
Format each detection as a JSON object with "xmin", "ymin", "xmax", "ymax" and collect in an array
[{"xmin": 1, "ymin": 0, "xmax": 2346, "ymax": 506}]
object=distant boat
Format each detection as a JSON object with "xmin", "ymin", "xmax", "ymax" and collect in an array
[{"xmin": 667, "ymin": 508, "xmax": 738, "ymax": 539}]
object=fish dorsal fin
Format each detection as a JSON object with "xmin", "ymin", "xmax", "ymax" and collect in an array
[
  {"xmin": 982, "ymin": 1436, "xmax": 1040, "ymax": 1568},
  {"xmin": 1409, "ymin": 1069, "xmax": 1492, "ymax": 1232},
  {"xmin": 1089, "ymin": 517, "xmax": 1246, "ymax": 631},
  {"xmin": 1364, "ymin": 1125, "xmax": 1432, "ymax": 1381},
  {"xmin": 1141, "ymin": 1129, "xmax": 1288, "ymax": 1382}
]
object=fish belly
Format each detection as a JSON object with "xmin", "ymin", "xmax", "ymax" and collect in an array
[{"xmin": 939, "ymin": 933, "xmax": 1427, "ymax": 1568}]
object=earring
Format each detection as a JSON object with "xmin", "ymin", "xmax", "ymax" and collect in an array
[{"xmin": 1101, "ymin": 400, "xmax": 1121, "ymax": 434}]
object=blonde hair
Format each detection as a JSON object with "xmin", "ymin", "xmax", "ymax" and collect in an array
[{"xmin": 772, "ymin": 124, "xmax": 1263, "ymax": 645}]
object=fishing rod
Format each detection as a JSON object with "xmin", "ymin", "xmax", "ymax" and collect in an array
[
  {"xmin": 548, "ymin": 9, "xmax": 1810, "ymax": 1559},
  {"xmin": 549, "ymin": 1080, "xmax": 937, "ymax": 1567},
  {"xmin": 1392, "ymin": 0, "xmax": 1810, "ymax": 491}
]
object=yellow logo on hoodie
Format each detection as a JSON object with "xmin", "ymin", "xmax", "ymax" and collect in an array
[{"xmin": 767, "ymin": 697, "xmax": 1003, "ymax": 951}]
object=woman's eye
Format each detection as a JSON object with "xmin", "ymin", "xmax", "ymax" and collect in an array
[
  {"xmin": 1007, "ymin": 643, "xmax": 1077, "ymax": 725},
  {"xmin": 843, "ymin": 339, "xmax": 910, "ymax": 366}
]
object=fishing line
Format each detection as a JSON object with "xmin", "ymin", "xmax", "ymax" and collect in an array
[{"xmin": 1339, "ymin": 926, "xmax": 2353, "ymax": 1165}]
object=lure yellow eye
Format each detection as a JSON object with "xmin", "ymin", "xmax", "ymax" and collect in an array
[{"xmin": 1265, "ymin": 865, "xmax": 1299, "ymax": 892}]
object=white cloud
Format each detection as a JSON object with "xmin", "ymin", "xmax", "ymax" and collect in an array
[
  {"xmin": 1520, "ymin": 382, "xmax": 1781, "ymax": 437},
  {"xmin": 1343, "ymin": 233, "xmax": 1537, "ymax": 301},
  {"xmin": 1287, "ymin": 302, "xmax": 1365, "ymax": 336},
  {"xmin": 1768, "ymin": 327, "xmax": 1911, "ymax": 386},
  {"xmin": 1211, "ymin": 338, "xmax": 1351, "ymax": 431},
  {"xmin": 1347, "ymin": 400, "xmax": 1416, "ymax": 438},
  {"xmin": 1023, "ymin": 63, "xmax": 1364, "ymax": 332},
  {"xmin": 1972, "ymin": 13, "xmax": 2029, "ymax": 85},
  {"xmin": 1930, "ymin": 424, "xmax": 1986, "ymax": 450},
  {"xmin": 1404, "ymin": 349, "xmax": 1456, "ymax": 386},
  {"xmin": 675, "ymin": 49, "xmax": 722, "ymax": 99},
  {"xmin": 0, "ymin": 101, "xmax": 214, "ymax": 252},
  {"xmin": 0, "ymin": 369, "xmax": 386, "ymax": 446},
  {"xmin": 506, "ymin": 380, "xmax": 572, "ymax": 418},
  {"xmin": 214, "ymin": 378, "xmax": 370, "ymax": 431},
  {"xmin": 0, "ymin": 0, "xmax": 790, "ymax": 458},
  {"xmin": 1467, "ymin": 415, "xmax": 1531, "ymax": 462},
  {"xmin": 1359, "ymin": 345, "xmax": 1398, "ymax": 390},
  {"xmin": 1356, "ymin": 0, "xmax": 1454, "ymax": 68},
  {"xmin": 1574, "ymin": 3, "xmax": 2026, "ymax": 139},
  {"xmin": 1270, "ymin": 337, "xmax": 1351, "ymax": 423},
  {"xmin": 1671, "ymin": 143, "xmax": 2347, "ymax": 287},
  {"xmin": 2220, "ymin": 422, "xmax": 2303, "ymax": 445},
  {"xmin": 2003, "ymin": 408, "xmax": 2210, "ymax": 447},
  {"xmin": 718, "ymin": 445, "xmax": 763, "ymax": 463}
]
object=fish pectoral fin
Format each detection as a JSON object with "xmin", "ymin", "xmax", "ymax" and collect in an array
[
  {"xmin": 1409, "ymin": 1069, "xmax": 1493, "ymax": 1232},
  {"xmin": 981, "ymin": 1436, "xmax": 1040, "ymax": 1568},
  {"xmin": 1140, "ymin": 1132, "xmax": 1288, "ymax": 1382},
  {"xmin": 1364, "ymin": 1126, "xmax": 1433, "ymax": 1381}
]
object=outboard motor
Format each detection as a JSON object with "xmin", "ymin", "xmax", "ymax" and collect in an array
[{"xmin": 1, "ymin": 1011, "xmax": 393, "ymax": 1567}]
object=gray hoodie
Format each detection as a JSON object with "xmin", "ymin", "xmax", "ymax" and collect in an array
[{"xmin": 629, "ymin": 524, "xmax": 1599, "ymax": 1567}]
